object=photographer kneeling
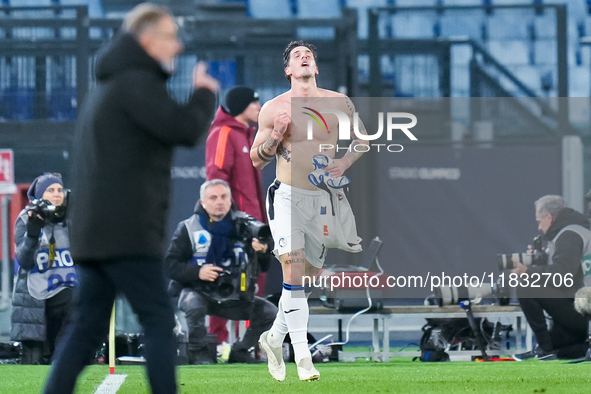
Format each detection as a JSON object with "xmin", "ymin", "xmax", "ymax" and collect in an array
[
  {"xmin": 11, "ymin": 173, "xmax": 76, "ymax": 364},
  {"xmin": 165, "ymin": 179, "xmax": 277, "ymax": 364},
  {"xmin": 512, "ymin": 195, "xmax": 589, "ymax": 361}
]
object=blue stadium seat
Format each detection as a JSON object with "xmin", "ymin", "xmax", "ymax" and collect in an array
[
  {"xmin": 568, "ymin": 67, "xmax": 590, "ymax": 101},
  {"xmin": 296, "ymin": 27, "xmax": 335, "ymax": 39},
  {"xmin": 344, "ymin": 0, "xmax": 387, "ymax": 39},
  {"xmin": 440, "ymin": 13, "xmax": 482, "ymax": 38},
  {"xmin": 391, "ymin": 13, "xmax": 437, "ymax": 38},
  {"xmin": 248, "ymin": 0, "xmax": 293, "ymax": 18},
  {"xmin": 493, "ymin": 0, "xmax": 532, "ymax": 4},
  {"xmin": 395, "ymin": 0, "xmax": 436, "ymax": 6},
  {"xmin": 451, "ymin": 44, "xmax": 472, "ymax": 66},
  {"xmin": 486, "ymin": 10, "xmax": 531, "ymax": 39},
  {"xmin": 487, "ymin": 40, "xmax": 529, "ymax": 65},
  {"xmin": 533, "ymin": 14, "xmax": 558, "ymax": 39},
  {"xmin": 49, "ymin": 86, "xmax": 77, "ymax": 121},
  {"xmin": 59, "ymin": 0, "xmax": 105, "ymax": 18},
  {"xmin": 451, "ymin": 65, "xmax": 470, "ymax": 93},
  {"xmin": 2, "ymin": 86, "xmax": 35, "ymax": 121},
  {"xmin": 443, "ymin": 0, "xmax": 483, "ymax": 5},
  {"xmin": 207, "ymin": 61, "xmax": 237, "ymax": 92},
  {"xmin": 581, "ymin": 46, "xmax": 591, "ymax": 66},
  {"xmin": 533, "ymin": 40, "xmax": 557, "ymax": 65},
  {"xmin": 512, "ymin": 66, "xmax": 540, "ymax": 93},
  {"xmin": 9, "ymin": 0, "xmax": 51, "ymax": 5},
  {"xmin": 297, "ymin": 0, "xmax": 341, "ymax": 18}
]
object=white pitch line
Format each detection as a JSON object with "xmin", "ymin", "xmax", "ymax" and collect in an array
[{"xmin": 94, "ymin": 374, "xmax": 127, "ymax": 394}]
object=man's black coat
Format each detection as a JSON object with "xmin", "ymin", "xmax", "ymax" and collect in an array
[{"xmin": 69, "ymin": 33, "xmax": 216, "ymax": 261}]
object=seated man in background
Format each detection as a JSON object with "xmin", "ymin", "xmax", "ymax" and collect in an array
[
  {"xmin": 512, "ymin": 195, "xmax": 590, "ymax": 361},
  {"xmin": 165, "ymin": 179, "xmax": 277, "ymax": 364}
]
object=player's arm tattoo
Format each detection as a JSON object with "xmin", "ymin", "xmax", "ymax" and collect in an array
[
  {"xmin": 284, "ymin": 251, "xmax": 304, "ymax": 265},
  {"xmin": 277, "ymin": 144, "xmax": 291, "ymax": 163},
  {"xmin": 256, "ymin": 134, "xmax": 279, "ymax": 163},
  {"xmin": 343, "ymin": 96, "xmax": 367, "ymax": 166}
]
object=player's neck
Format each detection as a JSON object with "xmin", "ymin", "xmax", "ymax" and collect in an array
[
  {"xmin": 233, "ymin": 114, "xmax": 250, "ymax": 127},
  {"xmin": 291, "ymin": 78, "xmax": 318, "ymax": 97}
]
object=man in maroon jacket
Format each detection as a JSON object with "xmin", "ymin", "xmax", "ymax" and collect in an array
[
  {"xmin": 205, "ymin": 86, "xmax": 265, "ymax": 347},
  {"xmin": 206, "ymin": 86, "xmax": 264, "ymax": 221}
]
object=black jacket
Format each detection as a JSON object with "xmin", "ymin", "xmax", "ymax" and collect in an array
[
  {"xmin": 69, "ymin": 33, "xmax": 216, "ymax": 261},
  {"xmin": 164, "ymin": 204, "xmax": 272, "ymax": 293},
  {"xmin": 528, "ymin": 208, "xmax": 591, "ymax": 296}
]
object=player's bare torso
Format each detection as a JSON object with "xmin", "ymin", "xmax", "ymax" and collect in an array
[{"xmin": 266, "ymin": 89, "xmax": 344, "ymax": 190}]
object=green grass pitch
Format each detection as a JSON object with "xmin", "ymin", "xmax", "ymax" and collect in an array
[{"xmin": 1, "ymin": 358, "xmax": 591, "ymax": 393}]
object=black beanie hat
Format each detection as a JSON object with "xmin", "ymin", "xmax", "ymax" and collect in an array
[{"xmin": 224, "ymin": 86, "xmax": 259, "ymax": 117}]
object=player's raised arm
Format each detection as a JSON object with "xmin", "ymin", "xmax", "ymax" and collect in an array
[
  {"xmin": 325, "ymin": 95, "xmax": 368, "ymax": 177},
  {"xmin": 250, "ymin": 103, "xmax": 290, "ymax": 170}
]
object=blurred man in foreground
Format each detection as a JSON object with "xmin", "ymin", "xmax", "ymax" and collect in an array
[{"xmin": 43, "ymin": 3, "xmax": 219, "ymax": 394}]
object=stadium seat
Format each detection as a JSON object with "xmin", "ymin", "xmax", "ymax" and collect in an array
[
  {"xmin": 49, "ymin": 86, "xmax": 77, "ymax": 121},
  {"xmin": 395, "ymin": 0, "xmax": 437, "ymax": 6},
  {"xmin": 487, "ymin": 40, "xmax": 529, "ymax": 65},
  {"xmin": 296, "ymin": 27, "xmax": 335, "ymax": 39},
  {"xmin": 443, "ymin": 0, "xmax": 482, "ymax": 5},
  {"xmin": 451, "ymin": 65, "xmax": 470, "ymax": 93},
  {"xmin": 391, "ymin": 13, "xmax": 437, "ymax": 38},
  {"xmin": 533, "ymin": 14, "xmax": 558, "ymax": 39},
  {"xmin": 2, "ymin": 86, "xmax": 35, "ymax": 121},
  {"xmin": 297, "ymin": 0, "xmax": 341, "ymax": 19},
  {"xmin": 533, "ymin": 40, "xmax": 557, "ymax": 65},
  {"xmin": 512, "ymin": 66, "xmax": 540, "ymax": 93},
  {"xmin": 493, "ymin": 0, "xmax": 532, "ymax": 4},
  {"xmin": 59, "ymin": 0, "xmax": 105, "ymax": 18},
  {"xmin": 248, "ymin": 0, "xmax": 293, "ymax": 18},
  {"xmin": 451, "ymin": 44, "xmax": 472, "ymax": 66},
  {"xmin": 344, "ymin": 0, "xmax": 387, "ymax": 39},
  {"xmin": 486, "ymin": 10, "xmax": 531, "ymax": 39},
  {"xmin": 568, "ymin": 67, "xmax": 589, "ymax": 98},
  {"xmin": 207, "ymin": 60, "xmax": 237, "ymax": 92},
  {"xmin": 440, "ymin": 13, "xmax": 482, "ymax": 38}
]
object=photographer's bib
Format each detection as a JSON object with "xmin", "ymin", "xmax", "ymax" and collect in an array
[
  {"xmin": 550, "ymin": 224, "xmax": 591, "ymax": 287},
  {"xmin": 184, "ymin": 215, "xmax": 210, "ymax": 266},
  {"xmin": 26, "ymin": 225, "xmax": 77, "ymax": 300}
]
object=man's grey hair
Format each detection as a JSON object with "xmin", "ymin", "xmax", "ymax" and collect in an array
[
  {"xmin": 122, "ymin": 3, "xmax": 171, "ymax": 39},
  {"xmin": 535, "ymin": 195, "xmax": 567, "ymax": 218},
  {"xmin": 200, "ymin": 179, "xmax": 231, "ymax": 201}
]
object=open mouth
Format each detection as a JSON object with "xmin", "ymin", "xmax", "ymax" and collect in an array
[{"xmin": 301, "ymin": 61, "xmax": 309, "ymax": 67}]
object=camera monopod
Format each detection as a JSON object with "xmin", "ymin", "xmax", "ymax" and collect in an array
[{"xmin": 459, "ymin": 300, "xmax": 490, "ymax": 361}]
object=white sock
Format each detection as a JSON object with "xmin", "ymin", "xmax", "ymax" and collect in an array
[
  {"xmin": 281, "ymin": 283, "xmax": 311, "ymax": 363},
  {"xmin": 267, "ymin": 298, "xmax": 288, "ymax": 348}
]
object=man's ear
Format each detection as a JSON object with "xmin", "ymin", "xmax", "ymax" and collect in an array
[{"xmin": 285, "ymin": 66, "xmax": 292, "ymax": 78}]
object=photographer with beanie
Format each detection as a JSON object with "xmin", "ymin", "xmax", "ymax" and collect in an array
[
  {"xmin": 11, "ymin": 173, "xmax": 75, "ymax": 364},
  {"xmin": 206, "ymin": 86, "xmax": 268, "ymax": 346}
]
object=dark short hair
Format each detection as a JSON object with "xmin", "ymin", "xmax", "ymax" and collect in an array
[{"xmin": 283, "ymin": 40, "xmax": 317, "ymax": 84}]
